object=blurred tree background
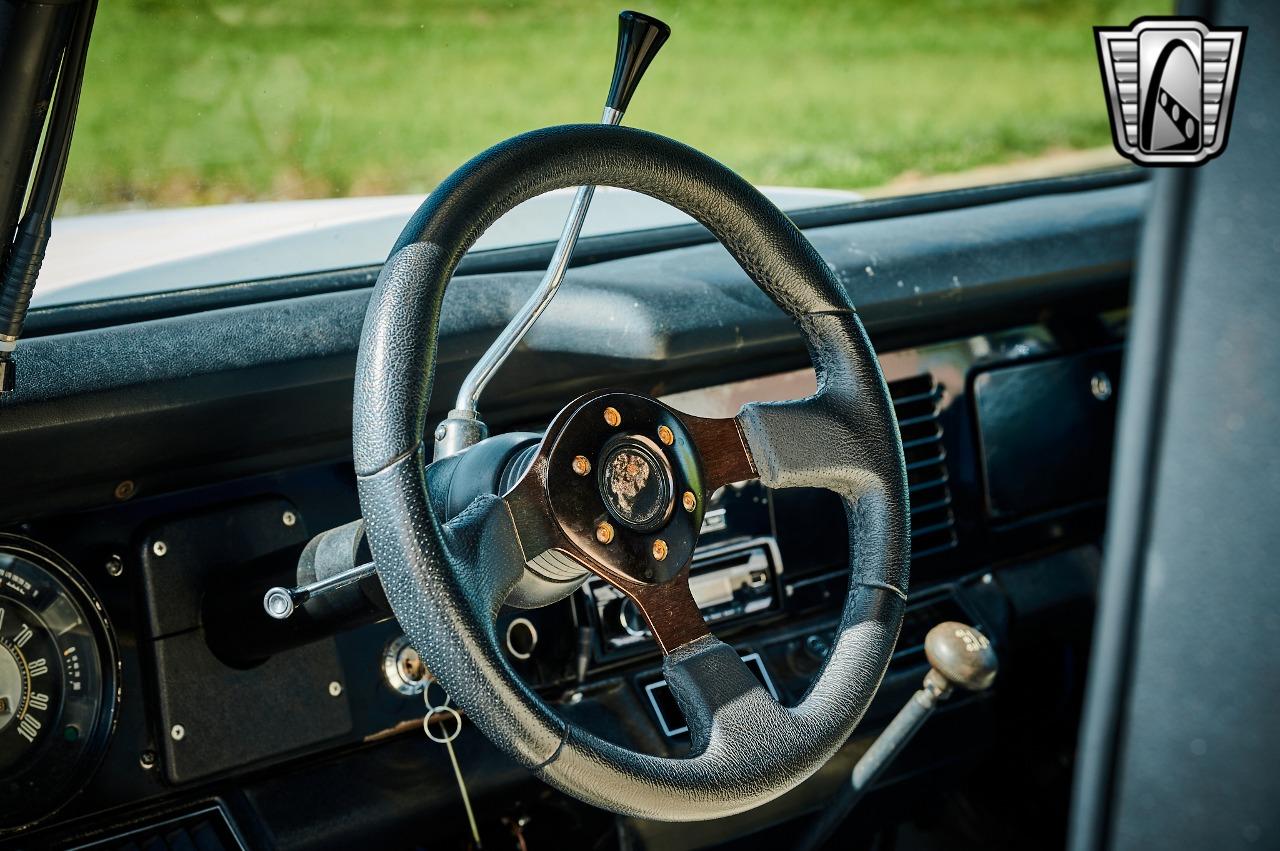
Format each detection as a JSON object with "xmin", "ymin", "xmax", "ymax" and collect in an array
[{"xmin": 61, "ymin": 0, "xmax": 1159, "ymax": 212}]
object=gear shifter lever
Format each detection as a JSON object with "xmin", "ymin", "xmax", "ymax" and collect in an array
[
  {"xmin": 433, "ymin": 10, "xmax": 671, "ymax": 459},
  {"xmin": 606, "ymin": 10, "xmax": 672, "ymax": 114},
  {"xmin": 796, "ymin": 622, "xmax": 999, "ymax": 851}
]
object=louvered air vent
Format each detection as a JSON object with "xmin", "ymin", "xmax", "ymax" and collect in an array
[
  {"xmin": 887, "ymin": 373, "xmax": 959, "ymax": 559},
  {"xmin": 70, "ymin": 804, "xmax": 246, "ymax": 850}
]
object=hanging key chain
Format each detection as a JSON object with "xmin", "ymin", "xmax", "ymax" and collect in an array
[{"xmin": 424, "ymin": 682, "xmax": 482, "ymax": 848}]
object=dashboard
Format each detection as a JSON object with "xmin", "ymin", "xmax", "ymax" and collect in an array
[
  {"xmin": 0, "ymin": 173, "xmax": 1143, "ymax": 849},
  {"xmin": 4, "ymin": 319, "xmax": 1123, "ymax": 848}
]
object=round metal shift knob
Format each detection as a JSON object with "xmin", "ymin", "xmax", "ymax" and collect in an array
[{"xmin": 924, "ymin": 622, "xmax": 998, "ymax": 691}]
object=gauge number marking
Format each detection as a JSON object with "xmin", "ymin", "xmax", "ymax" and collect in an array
[{"xmin": 17, "ymin": 713, "xmax": 41, "ymax": 743}]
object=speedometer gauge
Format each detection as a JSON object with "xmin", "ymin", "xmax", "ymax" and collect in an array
[{"xmin": 0, "ymin": 535, "xmax": 119, "ymax": 832}]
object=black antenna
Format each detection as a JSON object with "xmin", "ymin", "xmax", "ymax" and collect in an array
[{"xmin": 0, "ymin": 0, "xmax": 97, "ymax": 393}]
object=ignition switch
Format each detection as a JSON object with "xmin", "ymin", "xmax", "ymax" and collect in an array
[{"xmin": 382, "ymin": 635, "xmax": 430, "ymax": 696}]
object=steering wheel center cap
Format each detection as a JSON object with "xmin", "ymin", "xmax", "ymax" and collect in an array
[{"xmin": 597, "ymin": 435, "xmax": 673, "ymax": 532}]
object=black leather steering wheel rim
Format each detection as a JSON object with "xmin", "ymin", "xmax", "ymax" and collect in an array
[{"xmin": 353, "ymin": 124, "xmax": 910, "ymax": 821}]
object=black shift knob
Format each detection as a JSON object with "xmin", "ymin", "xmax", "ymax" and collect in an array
[
  {"xmin": 605, "ymin": 11, "xmax": 671, "ymax": 113},
  {"xmin": 924, "ymin": 622, "xmax": 998, "ymax": 692}
]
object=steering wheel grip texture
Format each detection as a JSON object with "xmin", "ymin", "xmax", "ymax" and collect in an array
[{"xmin": 353, "ymin": 125, "xmax": 910, "ymax": 821}]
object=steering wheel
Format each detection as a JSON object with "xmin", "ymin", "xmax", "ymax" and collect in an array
[{"xmin": 353, "ymin": 125, "xmax": 910, "ymax": 821}]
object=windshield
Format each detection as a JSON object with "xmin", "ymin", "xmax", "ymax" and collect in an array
[{"xmin": 40, "ymin": 0, "xmax": 1158, "ymax": 307}]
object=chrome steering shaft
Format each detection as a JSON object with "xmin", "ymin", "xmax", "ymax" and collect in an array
[{"xmin": 432, "ymin": 10, "xmax": 671, "ymax": 460}]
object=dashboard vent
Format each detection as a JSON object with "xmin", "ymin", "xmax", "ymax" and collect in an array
[
  {"xmin": 69, "ymin": 803, "xmax": 246, "ymax": 850},
  {"xmin": 887, "ymin": 373, "xmax": 959, "ymax": 559}
]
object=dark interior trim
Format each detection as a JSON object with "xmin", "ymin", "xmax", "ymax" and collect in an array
[
  {"xmin": 1068, "ymin": 169, "xmax": 1190, "ymax": 851},
  {"xmin": 1072, "ymin": 2, "xmax": 1280, "ymax": 846}
]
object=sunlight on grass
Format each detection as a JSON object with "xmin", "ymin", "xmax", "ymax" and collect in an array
[{"xmin": 62, "ymin": 0, "xmax": 1163, "ymax": 211}]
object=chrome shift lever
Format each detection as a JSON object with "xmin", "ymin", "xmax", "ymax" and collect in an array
[
  {"xmin": 433, "ymin": 10, "xmax": 671, "ymax": 460},
  {"xmin": 796, "ymin": 622, "xmax": 999, "ymax": 851}
]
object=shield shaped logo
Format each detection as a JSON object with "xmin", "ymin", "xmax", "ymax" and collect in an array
[{"xmin": 1095, "ymin": 18, "xmax": 1246, "ymax": 165}]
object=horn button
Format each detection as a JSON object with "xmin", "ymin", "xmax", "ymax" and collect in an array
[
  {"xmin": 598, "ymin": 435, "xmax": 672, "ymax": 532},
  {"xmin": 543, "ymin": 393, "xmax": 705, "ymax": 585}
]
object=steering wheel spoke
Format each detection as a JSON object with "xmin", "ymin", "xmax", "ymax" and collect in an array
[
  {"xmin": 739, "ymin": 393, "xmax": 890, "ymax": 500},
  {"xmin": 499, "ymin": 461, "xmax": 568, "ymax": 570},
  {"xmin": 609, "ymin": 565, "xmax": 710, "ymax": 654},
  {"xmin": 663, "ymin": 633, "xmax": 783, "ymax": 748},
  {"xmin": 437, "ymin": 492, "xmax": 530, "ymax": 617},
  {"xmin": 671, "ymin": 409, "xmax": 759, "ymax": 492}
]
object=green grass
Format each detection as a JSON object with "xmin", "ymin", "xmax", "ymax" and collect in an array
[{"xmin": 61, "ymin": 0, "xmax": 1161, "ymax": 212}]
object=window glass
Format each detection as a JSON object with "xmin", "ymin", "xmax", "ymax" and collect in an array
[{"xmin": 41, "ymin": 0, "xmax": 1163, "ymax": 305}]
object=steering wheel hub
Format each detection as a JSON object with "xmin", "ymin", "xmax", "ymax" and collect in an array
[{"xmin": 540, "ymin": 392, "xmax": 706, "ymax": 586}]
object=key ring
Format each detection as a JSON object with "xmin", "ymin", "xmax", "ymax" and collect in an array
[
  {"xmin": 423, "ymin": 678, "xmax": 453, "ymax": 713},
  {"xmin": 419, "ymin": 676, "xmax": 480, "ymax": 845},
  {"xmin": 424, "ymin": 704, "xmax": 463, "ymax": 743}
]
